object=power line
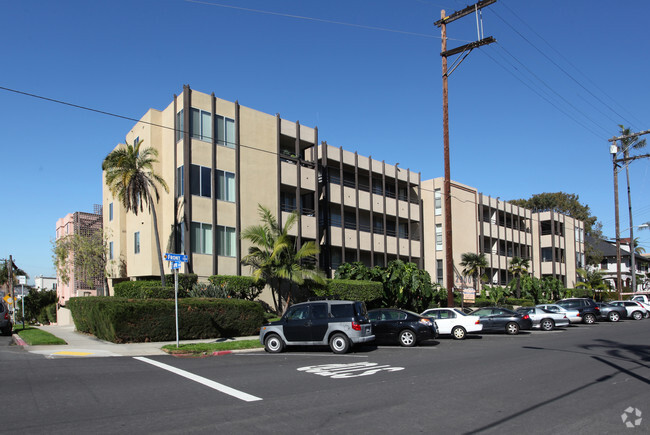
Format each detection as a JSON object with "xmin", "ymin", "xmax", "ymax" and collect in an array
[
  {"xmin": 489, "ymin": 5, "xmax": 639, "ymax": 131},
  {"xmin": 498, "ymin": 0, "xmax": 645, "ymax": 129},
  {"xmin": 184, "ymin": 0, "xmax": 470, "ymax": 42}
]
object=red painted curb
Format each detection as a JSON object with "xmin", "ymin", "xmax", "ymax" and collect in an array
[
  {"xmin": 212, "ymin": 350, "xmax": 233, "ymax": 356},
  {"xmin": 12, "ymin": 334, "xmax": 27, "ymax": 346}
]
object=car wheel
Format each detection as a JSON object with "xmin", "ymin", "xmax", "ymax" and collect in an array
[
  {"xmin": 608, "ymin": 312, "xmax": 620, "ymax": 322},
  {"xmin": 540, "ymin": 319, "xmax": 554, "ymax": 331},
  {"xmin": 506, "ymin": 322, "xmax": 519, "ymax": 335},
  {"xmin": 632, "ymin": 311, "xmax": 643, "ymax": 321},
  {"xmin": 264, "ymin": 334, "xmax": 284, "ymax": 353},
  {"xmin": 583, "ymin": 313, "xmax": 596, "ymax": 324},
  {"xmin": 398, "ymin": 329, "xmax": 417, "ymax": 347},
  {"xmin": 644, "ymin": 312, "xmax": 650, "ymax": 319},
  {"xmin": 451, "ymin": 326, "xmax": 466, "ymax": 340},
  {"xmin": 329, "ymin": 333, "xmax": 350, "ymax": 354}
]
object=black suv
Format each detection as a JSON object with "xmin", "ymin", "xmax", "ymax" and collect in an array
[
  {"xmin": 0, "ymin": 301, "xmax": 12, "ymax": 336},
  {"xmin": 556, "ymin": 298, "xmax": 600, "ymax": 324},
  {"xmin": 259, "ymin": 300, "xmax": 375, "ymax": 354}
]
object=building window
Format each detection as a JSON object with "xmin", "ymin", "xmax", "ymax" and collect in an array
[
  {"xmin": 435, "ymin": 224, "xmax": 443, "ymax": 251},
  {"xmin": 434, "ymin": 189, "xmax": 442, "ymax": 216},
  {"xmin": 176, "ymin": 166, "xmax": 184, "ymax": 197},
  {"xmin": 190, "ymin": 164, "xmax": 211, "ymax": 198},
  {"xmin": 217, "ymin": 170, "xmax": 235, "ymax": 202},
  {"xmin": 217, "ymin": 225, "xmax": 236, "ymax": 257},
  {"xmin": 176, "ymin": 109, "xmax": 184, "ymax": 142},
  {"xmin": 134, "ymin": 232, "xmax": 140, "ymax": 254},
  {"xmin": 541, "ymin": 247, "xmax": 553, "ymax": 262},
  {"xmin": 398, "ymin": 222, "xmax": 408, "ymax": 239},
  {"xmin": 191, "ymin": 222, "xmax": 212, "ymax": 254},
  {"xmin": 108, "ymin": 203, "xmax": 113, "ymax": 221},
  {"xmin": 190, "ymin": 108, "xmax": 212, "ymax": 142},
  {"xmin": 436, "ymin": 259, "xmax": 443, "ymax": 284},
  {"xmin": 109, "ymin": 241, "xmax": 114, "ymax": 260},
  {"xmin": 216, "ymin": 115, "xmax": 235, "ymax": 148}
]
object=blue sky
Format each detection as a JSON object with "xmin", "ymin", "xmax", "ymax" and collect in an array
[{"xmin": 2, "ymin": 0, "xmax": 649, "ymax": 283}]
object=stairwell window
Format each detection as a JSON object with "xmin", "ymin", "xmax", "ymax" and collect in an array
[
  {"xmin": 176, "ymin": 166, "xmax": 184, "ymax": 197},
  {"xmin": 216, "ymin": 115, "xmax": 235, "ymax": 148},
  {"xmin": 176, "ymin": 109, "xmax": 184, "ymax": 142},
  {"xmin": 109, "ymin": 203, "xmax": 113, "ymax": 221},
  {"xmin": 434, "ymin": 189, "xmax": 442, "ymax": 216},
  {"xmin": 216, "ymin": 170, "xmax": 235, "ymax": 202},
  {"xmin": 435, "ymin": 224, "xmax": 443, "ymax": 251},
  {"xmin": 217, "ymin": 225, "xmax": 236, "ymax": 257},
  {"xmin": 134, "ymin": 232, "xmax": 140, "ymax": 254},
  {"xmin": 109, "ymin": 241, "xmax": 114, "ymax": 260},
  {"xmin": 191, "ymin": 222, "xmax": 212, "ymax": 254},
  {"xmin": 190, "ymin": 108, "xmax": 212, "ymax": 142}
]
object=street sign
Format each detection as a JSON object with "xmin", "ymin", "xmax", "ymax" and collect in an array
[
  {"xmin": 164, "ymin": 253, "xmax": 188, "ymax": 262},
  {"xmin": 18, "ymin": 275, "xmax": 26, "ymax": 285},
  {"xmin": 3, "ymin": 295, "xmax": 13, "ymax": 305},
  {"xmin": 171, "ymin": 261, "xmax": 181, "ymax": 270}
]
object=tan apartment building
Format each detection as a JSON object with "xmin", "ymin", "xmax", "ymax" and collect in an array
[
  {"xmin": 103, "ymin": 86, "xmax": 584, "ymax": 293},
  {"xmin": 422, "ymin": 178, "xmax": 585, "ymax": 290}
]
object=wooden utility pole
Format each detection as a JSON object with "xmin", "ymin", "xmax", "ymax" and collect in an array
[
  {"xmin": 435, "ymin": 0, "xmax": 496, "ymax": 307},
  {"xmin": 612, "ymin": 149, "xmax": 622, "ymax": 298}
]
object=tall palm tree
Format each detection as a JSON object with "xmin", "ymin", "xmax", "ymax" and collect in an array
[
  {"xmin": 508, "ymin": 256, "xmax": 530, "ymax": 298},
  {"xmin": 459, "ymin": 252, "xmax": 488, "ymax": 293},
  {"xmin": 102, "ymin": 139, "xmax": 168, "ymax": 287},
  {"xmin": 241, "ymin": 205, "xmax": 325, "ymax": 313}
]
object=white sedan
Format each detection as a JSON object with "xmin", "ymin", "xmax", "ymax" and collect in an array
[
  {"xmin": 517, "ymin": 307, "xmax": 570, "ymax": 330},
  {"xmin": 536, "ymin": 303, "xmax": 581, "ymax": 324},
  {"xmin": 420, "ymin": 308, "xmax": 483, "ymax": 340},
  {"xmin": 610, "ymin": 300, "xmax": 648, "ymax": 320}
]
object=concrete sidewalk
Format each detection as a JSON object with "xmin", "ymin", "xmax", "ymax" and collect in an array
[{"xmin": 14, "ymin": 324, "xmax": 259, "ymax": 358}]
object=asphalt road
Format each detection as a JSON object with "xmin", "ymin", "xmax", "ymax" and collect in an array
[{"xmin": 2, "ymin": 320, "xmax": 649, "ymax": 434}]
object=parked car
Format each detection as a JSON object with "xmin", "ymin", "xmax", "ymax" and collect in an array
[
  {"xmin": 0, "ymin": 302, "xmax": 11, "ymax": 336},
  {"xmin": 536, "ymin": 303, "xmax": 582, "ymax": 324},
  {"xmin": 470, "ymin": 307, "xmax": 533, "ymax": 335},
  {"xmin": 595, "ymin": 302, "xmax": 627, "ymax": 322},
  {"xmin": 609, "ymin": 300, "xmax": 648, "ymax": 320},
  {"xmin": 259, "ymin": 300, "xmax": 374, "ymax": 354},
  {"xmin": 368, "ymin": 308, "xmax": 437, "ymax": 346},
  {"xmin": 556, "ymin": 298, "xmax": 600, "ymax": 324},
  {"xmin": 420, "ymin": 307, "xmax": 482, "ymax": 339},
  {"xmin": 630, "ymin": 295, "xmax": 650, "ymax": 317},
  {"xmin": 516, "ymin": 307, "xmax": 570, "ymax": 330}
]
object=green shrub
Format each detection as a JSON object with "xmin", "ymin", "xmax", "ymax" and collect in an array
[
  {"xmin": 312, "ymin": 279, "xmax": 383, "ymax": 304},
  {"xmin": 37, "ymin": 309, "xmax": 50, "ymax": 325},
  {"xmin": 207, "ymin": 275, "xmax": 265, "ymax": 300},
  {"xmin": 506, "ymin": 298, "xmax": 535, "ymax": 307},
  {"xmin": 569, "ymin": 288, "xmax": 595, "ymax": 299},
  {"xmin": 67, "ymin": 297, "xmax": 265, "ymax": 343},
  {"xmin": 114, "ymin": 281, "xmax": 177, "ymax": 299},
  {"xmin": 45, "ymin": 303, "xmax": 57, "ymax": 323},
  {"xmin": 188, "ymin": 282, "xmax": 226, "ymax": 298},
  {"xmin": 593, "ymin": 291, "xmax": 618, "ymax": 302},
  {"xmin": 165, "ymin": 273, "xmax": 198, "ymax": 292}
]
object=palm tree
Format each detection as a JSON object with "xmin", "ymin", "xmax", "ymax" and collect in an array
[
  {"xmin": 241, "ymin": 205, "xmax": 325, "ymax": 313},
  {"xmin": 508, "ymin": 256, "xmax": 530, "ymax": 298},
  {"xmin": 576, "ymin": 268, "xmax": 609, "ymax": 296},
  {"xmin": 102, "ymin": 139, "xmax": 168, "ymax": 287},
  {"xmin": 459, "ymin": 252, "xmax": 488, "ymax": 293}
]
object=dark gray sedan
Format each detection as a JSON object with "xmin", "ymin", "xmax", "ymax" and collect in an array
[
  {"xmin": 470, "ymin": 307, "xmax": 533, "ymax": 335},
  {"xmin": 596, "ymin": 302, "xmax": 626, "ymax": 322}
]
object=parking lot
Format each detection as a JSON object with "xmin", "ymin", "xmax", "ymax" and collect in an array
[{"xmin": 3, "ymin": 319, "xmax": 649, "ymax": 433}]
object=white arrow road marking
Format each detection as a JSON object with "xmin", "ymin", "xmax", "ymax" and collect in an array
[
  {"xmin": 134, "ymin": 357, "xmax": 262, "ymax": 402},
  {"xmin": 298, "ymin": 362, "xmax": 404, "ymax": 378}
]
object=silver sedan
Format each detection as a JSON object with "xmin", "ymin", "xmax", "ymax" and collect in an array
[
  {"xmin": 536, "ymin": 303, "xmax": 581, "ymax": 324},
  {"xmin": 517, "ymin": 307, "xmax": 570, "ymax": 331}
]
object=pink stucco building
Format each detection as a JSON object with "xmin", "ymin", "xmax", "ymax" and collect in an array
[{"xmin": 55, "ymin": 206, "xmax": 104, "ymax": 305}]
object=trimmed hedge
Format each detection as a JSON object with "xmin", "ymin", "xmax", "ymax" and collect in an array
[
  {"xmin": 45, "ymin": 303, "xmax": 57, "ymax": 323},
  {"xmin": 570, "ymin": 289, "xmax": 595, "ymax": 298},
  {"xmin": 313, "ymin": 279, "xmax": 383, "ymax": 303},
  {"xmin": 207, "ymin": 275, "xmax": 265, "ymax": 301},
  {"xmin": 67, "ymin": 297, "xmax": 265, "ymax": 343},
  {"xmin": 165, "ymin": 273, "xmax": 198, "ymax": 292},
  {"xmin": 114, "ymin": 281, "xmax": 176, "ymax": 299}
]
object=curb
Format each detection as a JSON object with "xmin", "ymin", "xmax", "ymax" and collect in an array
[{"xmin": 12, "ymin": 334, "xmax": 27, "ymax": 347}]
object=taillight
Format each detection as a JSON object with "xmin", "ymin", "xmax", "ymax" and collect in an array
[
  {"xmin": 351, "ymin": 322, "xmax": 361, "ymax": 331},
  {"xmin": 3, "ymin": 312, "xmax": 8, "ymax": 320},
  {"xmin": 475, "ymin": 319, "xmax": 480, "ymax": 324},
  {"xmin": 576, "ymin": 312, "xmax": 581, "ymax": 317},
  {"xmin": 522, "ymin": 314, "xmax": 530, "ymax": 320},
  {"xmin": 594, "ymin": 306, "xmax": 600, "ymax": 311}
]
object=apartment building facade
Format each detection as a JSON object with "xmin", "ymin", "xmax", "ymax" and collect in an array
[{"xmin": 103, "ymin": 86, "xmax": 584, "ymax": 292}]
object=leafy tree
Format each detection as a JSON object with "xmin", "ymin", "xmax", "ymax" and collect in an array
[
  {"xmin": 0, "ymin": 261, "xmax": 27, "ymax": 287},
  {"xmin": 334, "ymin": 262, "xmax": 382, "ymax": 281},
  {"xmin": 481, "ymin": 285, "xmax": 511, "ymax": 306},
  {"xmin": 459, "ymin": 253, "xmax": 488, "ymax": 292},
  {"xmin": 381, "ymin": 260, "xmax": 434, "ymax": 313},
  {"xmin": 102, "ymin": 139, "xmax": 168, "ymax": 287},
  {"xmin": 52, "ymin": 230, "xmax": 110, "ymax": 296},
  {"xmin": 23, "ymin": 289, "xmax": 57, "ymax": 323},
  {"xmin": 241, "ymin": 205, "xmax": 325, "ymax": 314},
  {"xmin": 508, "ymin": 256, "xmax": 530, "ymax": 298},
  {"xmin": 575, "ymin": 268, "xmax": 609, "ymax": 295}
]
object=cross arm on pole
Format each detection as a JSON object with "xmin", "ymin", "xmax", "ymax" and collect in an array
[
  {"xmin": 434, "ymin": 0, "xmax": 497, "ymax": 27},
  {"xmin": 441, "ymin": 36, "xmax": 496, "ymax": 57}
]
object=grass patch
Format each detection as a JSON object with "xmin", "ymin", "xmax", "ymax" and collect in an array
[
  {"xmin": 14, "ymin": 326, "xmax": 66, "ymax": 345},
  {"xmin": 162, "ymin": 339, "xmax": 262, "ymax": 354}
]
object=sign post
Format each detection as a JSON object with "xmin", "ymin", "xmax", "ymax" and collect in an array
[
  {"xmin": 164, "ymin": 254, "xmax": 188, "ymax": 348},
  {"xmin": 18, "ymin": 275, "xmax": 26, "ymax": 328}
]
